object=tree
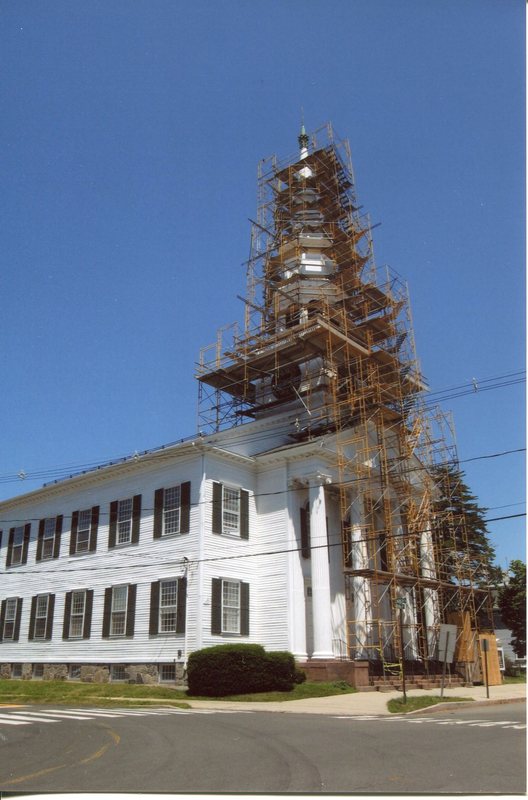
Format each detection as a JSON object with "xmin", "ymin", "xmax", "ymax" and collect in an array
[
  {"xmin": 498, "ymin": 560, "xmax": 526, "ymax": 658},
  {"xmin": 431, "ymin": 464, "xmax": 498, "ymax": 587}
]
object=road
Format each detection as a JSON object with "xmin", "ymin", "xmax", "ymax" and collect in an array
[{"xmin": 0, "ymin": 702, "xmax": 525, "ymax": 793}]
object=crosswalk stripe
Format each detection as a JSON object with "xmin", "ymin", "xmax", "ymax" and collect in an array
[
  {"xmin": 0, "ymin": 717, "xmax": 30, "ymax": 725},
  {"xmin": 5, "ymin": 714, "xmax": 57, "ymax": 723}
]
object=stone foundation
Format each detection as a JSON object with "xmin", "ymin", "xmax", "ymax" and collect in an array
[{"xmin": 0, "ymin": 662, "xmax": 186, "ymax": 686}]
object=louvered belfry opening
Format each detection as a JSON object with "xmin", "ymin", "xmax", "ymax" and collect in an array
[{"xmin": 196, "ymin": 123, "xmax": 493, "ymax": 681}]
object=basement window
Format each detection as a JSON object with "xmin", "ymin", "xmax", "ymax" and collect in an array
[
  {"xmin": 33, "ymin": 664, "xmax": 44, "ymax": 679},
  {"xmin": 11, "ymin": 664, "xmax": 22, "ymax": 678},
  {"xmin": 159, "ymin": 664, "xmax": 176, "ymax": 682},
  {"xmin": 110, "ymin": 665, "xmax": 126, "ymax": 682}
]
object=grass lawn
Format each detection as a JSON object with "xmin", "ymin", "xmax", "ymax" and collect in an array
[
  {"xmin": 0, "ymin": 679, "xmax": 356, "ymax": 707},
  {"xmin": 503, "ymin": 674, "xmax": 526, "ymax": 684},
  {"xmin": 387, "ymin": 695, "xmax": 474, "ymax": 714}
]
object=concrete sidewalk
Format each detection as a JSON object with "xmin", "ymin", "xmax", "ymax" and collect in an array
[{"xmin": 185, "ymin": 682, "xmax": 526, "ymax": 716}]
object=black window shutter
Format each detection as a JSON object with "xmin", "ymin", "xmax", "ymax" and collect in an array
[
  {"xmin": 176, "ymin": 576, "xmax": 187, "ymax": 633},
  {"xmin": 212, "ymin": 482, "xmax": 222, "ymax": 534},
  {"xmin": 28, "ymin": 596, "xmax": 37, "ymax": 640},
  {"xmin": 300, "ymin": 506, "xmax": 311, "ymax": 559},
  {"xmin": 149, "ymin": 581, "xmax": 160, "ymax": 634},
  {"xmin": 132, "ymin": 495, "xmax": 142, "ymax": 544},
  {"xmin": 211, "ymin": 578, "xmax": 222, "ymax": 634},
  {"xmin": 36, "ymin": 519, "xmax": 45, "ymax": 561},
  {"xmin": 6, "ymin": 529, "xmax": 14, "ymax": 568},
  {"xmin": 14, "ymin": 598, "xmax": 23, "ymax": 642},
  {"xmin": 102, "ymin": 587, "xmax": 112, "ymax": 637},
  {"xmin": 180, "ymin": 482, "xmax": 191, "ymax": 533},
  {"xmin": 89, "ymin": 506, "xmax": 99, "ymax": 552},
  {"xmin": 126, "ymin": 584, "xmax": 136, "ymax": 637},
  {"xmin": 70, "ymin": 511, "xmax": 79, "ymax": 555},
  {"xmin": 108, "ymin": 501, "xmax": 118, "ymax": 548},
  {"xmin": 22, "ymin": 523, "xmax": 31, "ymax": 564},
  {"xmin": 53, "ymin": 515, "xmax": 63, "ymax": 559},
  {"xmin": 0, "ymin": 600, "xmax": 5, "ymax": 641},
  {"xmin": 45, "ymin": 594, "xmax": 55, "ymax": 640},
  {"xmin": 240, "ymin": 582, "xmax": 250, "ymax": 636},
  {"xmin": 63, "ymin": 591, "xmax": 72, "ymax": 639},
  {"xmin": 240, "ymin": 490, "xmax": 249, "ymax": 539},
  {"xmin": 153, "ymin": 489, "xmax": 164, "ymax": 539},
  {"xmin": 83, "ymin": 590, "xmax": 94, "ymax": 639}
]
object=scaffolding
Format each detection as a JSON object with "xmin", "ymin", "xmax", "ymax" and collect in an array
[{"xmin": 196, "ymin": 123, "xmax": 494, "ymax": 679}]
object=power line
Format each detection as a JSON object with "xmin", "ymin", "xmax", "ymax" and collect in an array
[
  {"xmin": 0, "ymin": 445, "xmax": 524, "ymax": 525},
  {"xmin": 0, "ymin": 369, "xmax": 524, "ymax": 487}
]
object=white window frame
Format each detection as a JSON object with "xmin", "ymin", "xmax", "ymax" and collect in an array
[
  {"xmin": 222, "ymin": 486, "xmax": 241, "ymax": 536},
  {"xmin": 11, "ymin": 526, "xmax": 24, "ymax": 566},
  {"xmin": 33, "ymin": 664, "xmax": 44, "ymax": 679},
  {"xmin": 42, "ymin": 517, "xmax": 56, "ymax": 560},
  {"xmin": 110, "ymin": 585, "xmax": 128, "ymax": 636},
  {"xmin": 159, "ymin": 579, "xmax": 178, "ymax": 633},
  {"xmin": 117, "ymin": 499, "xmax": 133, "ymax": 545},
  {"xmin": 222, "ymin": 580, "xmax": 241, "ymax": 634},
  {"xmin": 69, "ymin": 590, "xmax": 87, "ymax": 639},
  {"xmin": 76, "ymin": 509, "xmax": 92, "ymax": 553},
  {"xmin": 34, "ymin": 595, "xmax": 49, "ymax": 640},
  {"xmin": 3, "ymin": 598, "xmax": 18, "ymax": 640},
  {"xmin": 11, "ymin": 663, "xmax": 22, "ymax": 678},
  {"xmin": 163, "ymin": 486, "xmax": 181, "ymax": 536}
]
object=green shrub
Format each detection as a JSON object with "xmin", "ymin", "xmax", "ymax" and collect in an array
[{"xmin": 187, "ymin": 644, "xmax": 299, "ymax": 696}]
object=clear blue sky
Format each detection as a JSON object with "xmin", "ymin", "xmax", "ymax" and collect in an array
[{"xmin": 0, "ymin": 0, "xmax": 525, "ymax": 568}]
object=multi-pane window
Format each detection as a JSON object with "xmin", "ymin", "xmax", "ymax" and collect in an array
[
  {"xmin": 222, "ymin": 580, "xmax": 240, "ymax": 634},
  {"xmin": 42, "ymin": 518, "xmax": 56, "ymax": 559},
  {"xmin": 211, "ymin": 578, "xmax": 249, "ymax": 636},
  {"xmin": 2, "ymin": 598, "xmax": 18, "ymax": 640},
  {"xmin": 110, "ymin": 664, "xmax": 126, "ymax": 682},
  {"xmin": 160, "ymin": 664, "xmax": 176, "ymax": 682},
  {"xmin": 76, "ymin": 510, "xmax": 92, "ymax": 553},
  {"xmin": 69, "ymin": 591, "xmax": 86, "ymax": 638},
  {"xmin": 153, "ymin": 483, "xmax": 190, "ymax": 539},
  {"xmin": 10, "ymin": 526, "xmax": 24, "ymax": 566},
  {"xmin": 33, "ymin": 664, "xmax": 44, "ymax": 679},
  {"xmin": 110, "ymin": 586, "xmax": 128, "ymax": 636},
  {"xmin": 222, "ymin": 487, "xmax": 241, "ymax": 534},
  {"xmin": 11, "ymin": 664, "xmax": 22, "ymax": 678},
  {"xmin": 117, "ymin": 499, "xmax": 133, "ymax": 545},
  {"xmin": 212, "ymin": 483, "xmax": 249, "ymax": 538},
  {"xmin": 69, "ymin": 664, "xmax": 81, "ymax": 680},
  {"xmin": 163, "ymin": 487, "xmax": 181, "ymax": 535},
  {"xmin": 159, "ymin": 580, "xmax": 178, "ymax": 633},
  {"xmin": 34, "ymin": 595, "xmax": 49, "ymax": 639}
]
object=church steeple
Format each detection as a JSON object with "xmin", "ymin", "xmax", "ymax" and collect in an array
[{"xmin": 298, "ymin": 123, "xmax": 309, "ymax": 158}]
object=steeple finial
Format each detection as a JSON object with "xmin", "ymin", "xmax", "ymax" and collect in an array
[{"xmin": 298, "ymin": 123, "xmax": 309, "ymax": 151}]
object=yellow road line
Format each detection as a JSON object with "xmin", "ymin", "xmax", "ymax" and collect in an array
[{"xmin": 1, "ymin": 725, "xmax": 120, "ymax": 787}]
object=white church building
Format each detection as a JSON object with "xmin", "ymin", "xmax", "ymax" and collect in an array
[{"xmin": 0, "ymin": 124, "xmax": 483, "ymax": 688}]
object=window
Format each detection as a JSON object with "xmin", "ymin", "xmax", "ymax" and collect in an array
[
  {"xmin": 29, "ymin": 594, "xmax": 55, "ymax": 641},
  {"xmin": 300, "ymin": 505, "xmax": 311, "ymax": 559},
  {"xmin": 109, "ymin": 496, "xmax": 141, "ymax": 548},
  {"xmin": 6, "ymin": 524, "xmax": 30, "ymax": 567},
  {"xmin": 33, "ymin": 664, "xmax": 44, "ymax": 679},
  {"xmin": 222, "ymin": 580, "xmax": 240, "ymax": 633},
  {"xmin": 160, "ymin": 664, "xmax": 176, "ymax": 682},
  {"xmin": 153, "ymin": 482, "xmax": 191, "ymax": 538},
  {"xmin": 102, "ymin": 584, "xmax": 136, "ymax": 638},
  {"xmin": 69, "ymin": 664, "xmax": 81, "ymax": 680},
  {"xmin": 110, "ymin": 664, "xmax": 126, "ymax": 682},
  {"xmin": 1, "ymin": 597, "xmax": 22, "ymax": 641},
  {"xmin": 212, "ymin": 483, "xmax": 249, "ymax": 538},
  {"xmin": 211, "ymin": 578, "xmax": 249, "ymax": 636},
  {"xmin": 110, "ymin": 586, "xmax": 127, "ymax": 635},
  {"xmin": 63, "ymin": 589, "xmax": 93, "ymax": 640},
  {"xmin": 11, "ymin": 664, "xmax": 22, "ymax": 678},
  {"xmin": 37, "ymin": 516, "xmax": 62, "ymax": 561},
  {"xmin": 149, "ymin": 578, "xmax": 186, "ymax": 635},
  {"xmin": 70, "ymin": 506, "xmax": 99, "ymax": 555}
]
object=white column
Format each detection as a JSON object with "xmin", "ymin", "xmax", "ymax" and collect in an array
[
  {"xmin": 309, "ymin": 475, "xmax": 334, "ymax": 659},
  {"xmin": 287, "ymin": 479, "xmax": 307, "ymax": 658},
  {"xmin": 420, "ymin": 523, "xmax": 439, "ymax": 657},
  {"xmin": 350, "ymin": 497, "xmax": 371, "ymax": 659}
]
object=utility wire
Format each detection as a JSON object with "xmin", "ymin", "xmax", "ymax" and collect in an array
[{"xmin": 0, "ymin": 446, "xmax": 524, "ymax": 525}]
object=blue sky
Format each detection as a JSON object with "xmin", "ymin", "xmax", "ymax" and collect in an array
[{"xmin": 0, "ymin": 0, "xmax": 525, "ymax": 568}]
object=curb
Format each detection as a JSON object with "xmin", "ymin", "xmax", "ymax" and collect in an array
[{"xmin": 404, "ymin": 697, "xmax": 526, "ymax": 715}]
